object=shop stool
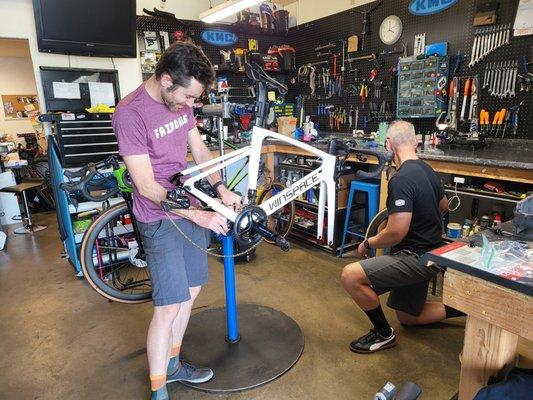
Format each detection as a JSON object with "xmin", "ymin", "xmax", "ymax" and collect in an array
[
  {"xmin": 0, "ymin": 178, "xmax": 47, "ymax": 234},
  {"xmin": 338, "ymin": 179, "xmax": 380, "ymax": 257}
]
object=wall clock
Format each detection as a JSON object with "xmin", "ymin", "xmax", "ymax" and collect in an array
[{"xmin": 379, "ymin": 15, "xmax": 403, "ymax": 45}]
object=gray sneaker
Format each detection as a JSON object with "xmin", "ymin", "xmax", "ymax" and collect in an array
[
  {"xmin": 150, "ymin": 386, "xmax": 168, "ymax": 400},
  {"xmin": 167, "ymin": 362, "xmax": 214, "ymax": 384}
]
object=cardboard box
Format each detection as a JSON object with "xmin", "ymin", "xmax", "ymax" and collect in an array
[{"xmin": 277, "ymin": 117, "xmax": 297, "ymax": 137}]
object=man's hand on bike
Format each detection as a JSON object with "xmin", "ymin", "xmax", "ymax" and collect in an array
[
  {"xmin": 358, "ymin": 240, "xmax": 369, "ymax": 259},
  {"xmin": 193, "ymin": 210, "xmax": 229, "ymax": 235},
  {"xmin": 218, "ymin": 187, "xmax": 242, "ymax": 212}
]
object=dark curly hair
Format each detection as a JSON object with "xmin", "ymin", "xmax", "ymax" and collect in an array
[{"xmin": 155, "ymin": 41, "xmax": 215, "ymax": 90}]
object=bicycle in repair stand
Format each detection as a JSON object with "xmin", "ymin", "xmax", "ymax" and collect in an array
[{"xmin": 61, "ymin": 127, "xmax": 391, "ymax": 304}]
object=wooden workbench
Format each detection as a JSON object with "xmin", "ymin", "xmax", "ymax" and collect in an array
[
  {"xmin": 444, "ymin": 270, "xmax": 532, "ymax": 399},
  {"xmin": 204, "ymin": 140, "xmax": 532, "ymax": 214}
]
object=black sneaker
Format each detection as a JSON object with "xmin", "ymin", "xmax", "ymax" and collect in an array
[
  {"xmin": 349, "ymin": 328, "xmax": 396, "ymax": 353},
  {"xmin": 167, "ymin": 362, "xmax": 214, "ymax": 384}
]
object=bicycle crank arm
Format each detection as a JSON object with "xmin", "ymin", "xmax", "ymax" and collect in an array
[{"xmin": 253, "ymin": 223, "xmax": 291, "ymax": 252}]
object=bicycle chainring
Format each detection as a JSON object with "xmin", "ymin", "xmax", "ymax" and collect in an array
[{"xmin": 233, "ymin": 205, "xmax": 267, "ymax": 247}]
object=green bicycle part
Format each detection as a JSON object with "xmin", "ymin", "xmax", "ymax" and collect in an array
[{"xmin": 113, "ymin": 167, "xmax": 134, "ymax": 193}]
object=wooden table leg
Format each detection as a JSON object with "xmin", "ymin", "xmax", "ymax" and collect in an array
[{"xmin": 459, "ymin": 315, "xmax": 518, "ymax": 400}]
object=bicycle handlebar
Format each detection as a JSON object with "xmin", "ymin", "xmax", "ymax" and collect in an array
[
  {"xmin": 60, "ymin": 157, "xmax": 120, "ymax": 202},
  {"xmin": 327, "ymin": 139, "xmax": 393, "ymax": 179}
]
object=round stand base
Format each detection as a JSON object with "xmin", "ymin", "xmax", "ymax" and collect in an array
[
  {"xmin": 181, "ymin": 304, "xmax": 304, "ymax": 393},
  {"xmin": 14, "ymin": 224, "xmax": 47, "ymax": 234}
]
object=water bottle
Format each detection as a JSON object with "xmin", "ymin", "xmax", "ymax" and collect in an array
[{"xmin": 374, "ymin": 381, "xmax": 396, "ymax": 400}]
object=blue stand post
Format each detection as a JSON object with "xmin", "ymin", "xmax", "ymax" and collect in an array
[{"xmin": 221, "ymin": 235, "xmax": 239, "ymax": 343}]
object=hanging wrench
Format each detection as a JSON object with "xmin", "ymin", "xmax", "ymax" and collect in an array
[
  {"xmin": 483, "ymin": 62, "xmax": 491, "ymax": 88},
  {"xmin": 505, "ymin": 23, "xmax": 511, "ymax": 45},
  {"xmin": 509, "ymin": 62, "xmax": 518, "ymax": 98},
  {"xmin": 469, "ymin": 34, "xmax": 479, "ymax": 67}
]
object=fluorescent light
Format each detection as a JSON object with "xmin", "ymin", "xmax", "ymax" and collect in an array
[{"xmin": 200, "ymin": 0, "xmax": 263, "ymax": 23}]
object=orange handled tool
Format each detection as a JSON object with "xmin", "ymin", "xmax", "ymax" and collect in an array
[
  {"xmin": 497, "ymin": 108, "xmax": 506, "ymax": 125},
  {"xmin": 492, "ymin": 110, "xmax": 500, "ymax": 125}
]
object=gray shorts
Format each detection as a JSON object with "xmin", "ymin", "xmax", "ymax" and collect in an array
[
  {"xmin": 360, "ymin": 251, "xmax": 440, "ymax": 316},
  {"xmin": 137, "ymin": 218, "xmax": 210, "ymax": 307}
]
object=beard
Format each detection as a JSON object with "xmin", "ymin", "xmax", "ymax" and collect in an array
[{"xmin": 160, "ymin": 88, "xmax": 183, "ymax": 112}]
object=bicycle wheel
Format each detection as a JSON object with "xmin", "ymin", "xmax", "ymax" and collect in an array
[
  {"xmin": 257, "ymin": 182, "xmax": 295, "ymax": 244},
  {"xmin": 80, "ymin": 202, "xmax": 152, "ymax": 303},
  {"xmin": 365, "ymin": 209, "xmax": 388, "ymax": 239},
  {"xmin": 365, "ymin": 209, "xmax": 389, "ymax": 256}
]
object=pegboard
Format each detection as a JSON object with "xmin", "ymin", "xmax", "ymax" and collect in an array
[
  {"xmin": 288, "ymin": 0, "xmax": 532, "ymax": 139},
  {"xmin": 136, "ymin": 15, "xmax": 294, "ymax": 100}
]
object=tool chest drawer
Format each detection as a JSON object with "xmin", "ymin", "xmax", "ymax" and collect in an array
[{"xmin": 55, "ymin": 113, "xmax": 118, "ymax": 167}]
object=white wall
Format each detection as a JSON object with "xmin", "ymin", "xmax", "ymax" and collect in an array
[
  {"xmin": 0, "ymin": 56, "xmax": 38, "ymax": 140},
  {"xmin": 0, "ymin": 0, "xmax": 218, "ymax": 108},
  {"xmin": 286, "ymin": 0, "xmax": 373, "ymax": 25}
]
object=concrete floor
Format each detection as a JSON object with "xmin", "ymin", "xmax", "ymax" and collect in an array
[{"xmin": 0, "ymin": 212, "xmax": 465, "ymax": 400}]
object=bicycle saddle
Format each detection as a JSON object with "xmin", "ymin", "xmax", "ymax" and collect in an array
[{"xmin": 245, "ymin": 62, "xmax": 288, "ymax": 95}]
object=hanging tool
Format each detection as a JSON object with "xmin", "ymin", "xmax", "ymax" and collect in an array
[
  {"xmin": 452, "ymin": 53, "xmax": 465, "ymax": 77},
  {"xmin": 510, "ymin": 101, "xmax": 523, "ymax": 137},
  {"xmin": 349, "ymin": 105, "xmax": 353, "ymax": 129},
  {"xmin": 309, "ymin": 65, "xmax": 316, "ymax": 97},
  {"xmin": 359, "ymin": 82, "xmax": 369, "ymax": 106},
  {"xmin": 502, "ymin": 108, "xmax": 512, "ymax": 138},
  {"xmin": 443, "ymin": 77, "xmax": 458, "ymax": 130},
  {"xmin": 341, "ymin": 41, "xmax": 346, "ymax": 78},
  {"xmin": 414, "ymin": 33, "xmax": 426, "ymax": 57},
  {"xmin": 479, "ymin": 109, "xmax": 489, "ymax": 132},
  {"xmin": 460, "ymin": 78, "xmax": 472, "ymax": 121},
  {"xmin": 495, "ymin": 108, "xmax": 506, "ymax": 137},
  {"xmin": 469, "ymin": 76, "xmax": 479, "ymax": 131},
  {"xmin": 315, "ymin": 43, "xmax": 336, "ymax": 52},
  {"xmin": 379, "ymin": 43, "xmax": 407, "ymax": 58},
  {"xmin": 355, "ymin": 0, "xmax": 383, "ymax": 52}
]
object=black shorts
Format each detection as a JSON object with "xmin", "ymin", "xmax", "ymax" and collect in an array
[{"xmin": 359, "ymin": 251, "xmax": 440, "ymax": 316}]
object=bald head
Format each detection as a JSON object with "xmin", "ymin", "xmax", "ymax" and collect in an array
[{"xmin": 386, "ymin": 120, "xmax": 417, "ymax": 150}]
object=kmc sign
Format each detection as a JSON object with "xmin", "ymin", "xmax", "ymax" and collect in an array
[
  {"xmin": 201, "ymin": 30, "xmax": 238, "ymax": 46},
  {"xmin": 409, "ymin": 0, "xmax": 458, "ymax": 16}
]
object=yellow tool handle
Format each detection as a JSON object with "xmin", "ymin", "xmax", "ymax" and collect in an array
[
  {"xmin": 497, "ymin": 108, "xmax": 506, "ymax": 125},
  {"xmin": 492, "ymin": 111, "xmax": 500, "ymax": 125}
]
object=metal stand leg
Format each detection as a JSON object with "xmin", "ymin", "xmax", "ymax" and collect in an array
[
  {"xmin": 180, "ymin": 235, "xmax": 304, "ymax": 392},
  {"xmin": 222, "ymin": 235, "xmax": 239, "ymax": 343},
  {"xmin": 14, "ymin": 191, "xmax": 47, "ymax": 234}
]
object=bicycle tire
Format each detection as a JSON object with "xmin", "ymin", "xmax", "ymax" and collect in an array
[
  {"xmin": 80, "ymin": 202, "xmax": 152, "ymax": 304},
  {"xmin": 257, "ymin": 182, "xmax": 295, "ymax": 244},
  {"xmin": 365, "ymin": 209, "xmax": 389, "ymax": 239},
  {"xmin": 365, "ymin": 209, "xmax": 390, "ymax": 256}
]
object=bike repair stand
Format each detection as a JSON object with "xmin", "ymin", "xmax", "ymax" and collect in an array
[{"xmin": 181, "ymin": 234, "xmax": 304, "ymax": 392}]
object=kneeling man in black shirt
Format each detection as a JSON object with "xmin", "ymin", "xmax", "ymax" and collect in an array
[{"xmin": 341, "ymin": 120, "xmax": 463, "ymax": 354}]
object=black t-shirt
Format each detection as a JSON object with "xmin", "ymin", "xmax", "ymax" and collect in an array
[{"xmin": 387, "ymin": 159, "xmax": 445, "ymax": 255}]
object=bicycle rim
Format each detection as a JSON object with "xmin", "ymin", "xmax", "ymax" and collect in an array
[
  {"xmin": 80, "ymin": 202, "xmax": 152, "ymax": 303},
  {"xmin": 257, "ymin": 182, "xmax": 295, "ymax": 244},
  {"xmin": 365, "ymin": 209, "xmax": 388, "ymax": 239}
]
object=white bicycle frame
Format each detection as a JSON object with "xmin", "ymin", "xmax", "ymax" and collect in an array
[{"xmin": 180, "ymin": 126, "xmax": 338, "ymax": 246}]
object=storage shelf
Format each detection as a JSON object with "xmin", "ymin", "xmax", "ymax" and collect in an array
[
  {"xmin": 74, "ymin": 222, "xmax": 133, "ymax": 244},
  {"xmin": 443, "ymin": 186, "xmax": 522, "ymax": 204}
]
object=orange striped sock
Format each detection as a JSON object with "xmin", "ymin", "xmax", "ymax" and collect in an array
[
  {"xmin": 150, "ymin": 374, "xmax": 166, "ymax": 391},
  {"xmin": 170, "ymin": 344, "xmax": 181, "ymax": 358}
]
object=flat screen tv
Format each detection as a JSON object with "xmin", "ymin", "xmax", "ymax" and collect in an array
[{"xmin": 32, "ymin": 0, "xmax": 137, "ymax": 58}]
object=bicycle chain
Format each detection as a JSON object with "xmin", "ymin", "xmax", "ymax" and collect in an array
[{"xmin": 164, "ymin": 211, "xmax": 263, "ymax": 259}]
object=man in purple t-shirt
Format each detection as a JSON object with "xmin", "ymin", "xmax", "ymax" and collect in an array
[{"xmin": 113, "ymin": 42, "xmax": 241, "ymax": 400}]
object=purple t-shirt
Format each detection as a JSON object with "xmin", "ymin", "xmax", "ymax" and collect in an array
[{"xmin": 113, "ymin": 84, "xmax": 196, "ymax": 222}]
